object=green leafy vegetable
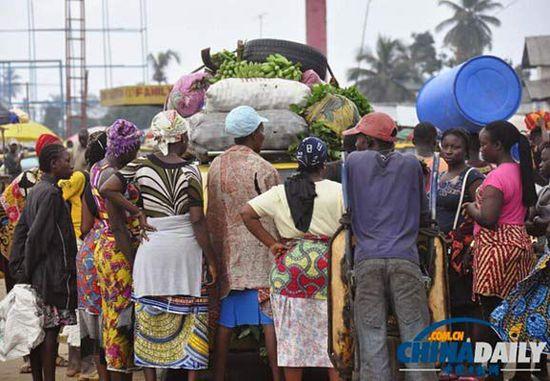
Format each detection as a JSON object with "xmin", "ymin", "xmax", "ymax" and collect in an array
[{"xmin": 289, "ymin": 84, "xmax": 372, "ymax": 160}]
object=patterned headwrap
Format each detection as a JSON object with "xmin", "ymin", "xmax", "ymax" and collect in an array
[
  {"xmin": 106, "ymin": 119, "xmax": 142, "ymax": 159},
  {"xmin": 296, "ymin": 136, "xmax": 328, "ymax": 169},
  {"xmin": 525, "ymin": 111, "xmax": 550, "ymax": 131},
  {"xmin": 150, "ymin": 110, "xmax": 189, "ymax": 155}
]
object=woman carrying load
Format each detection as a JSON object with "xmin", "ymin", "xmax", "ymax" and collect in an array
[
  {"xmin": 100, "ymin": 110, "xmax": 217, "ymax": 381},
  {"xmin": 241, "ymin": 137, "xmax": 344, "ymax": 381},
  {"xmin": 90, "ymin": 119, "xmax": 143, "ymax": 380}
]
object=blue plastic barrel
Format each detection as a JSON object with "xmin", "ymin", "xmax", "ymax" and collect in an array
[{"xmin": 416, "ymin": 55, "xmax": 522, "ymax": 133}]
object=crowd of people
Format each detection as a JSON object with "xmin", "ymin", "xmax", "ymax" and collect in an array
[{"xmin": 0, "ymin": 104, "xmax": 549, "ymax": 381}]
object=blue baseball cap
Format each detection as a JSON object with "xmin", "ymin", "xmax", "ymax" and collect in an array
[{"xmin": 225, "ymin": 106, "xmax": 268, "ymax": 137}]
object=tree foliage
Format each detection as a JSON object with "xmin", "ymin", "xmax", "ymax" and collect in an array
[
  {"xmin": 347, "ymin": 32, "xmax": 442, "ymax": 103},
  {"xmin": 436, "ymin": 0, "xmax": 502, "ymax": 64},
  {"xmin": 348, "ymin": 36, "xmax": 416, "ymax": 103},
  {"xmin": 147, "ymin": 50, "xmax": 181, "ymax": 84}
]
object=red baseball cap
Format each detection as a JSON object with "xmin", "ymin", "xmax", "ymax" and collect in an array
[{"xmin": 342, "ymin": 112, "xmax": 397, "ymax": 142}]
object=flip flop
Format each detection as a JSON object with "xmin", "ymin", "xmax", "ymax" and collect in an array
[
  {"xmin": 19, "ymin": 363, "xmax": 32, "ymax": 374},
  {"xmin": 56, "ymin": 355, "xmax": 69, "ymax": 367}
]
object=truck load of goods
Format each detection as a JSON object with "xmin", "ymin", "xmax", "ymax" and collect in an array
[{"xmin": 166, "ymin": 39, "xmax": 372, "ymax": 161}]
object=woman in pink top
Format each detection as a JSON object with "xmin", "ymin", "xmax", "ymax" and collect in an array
[{"xmin": 465, "ymin": 120, "xmax": 537, "ymax": 380}]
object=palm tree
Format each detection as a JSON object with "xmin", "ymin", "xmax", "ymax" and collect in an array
[
  {"xmin": 347, "ymin": 36, "xmax": 416, "ymax": 103},
  {"xmin": 1, "ymin": 69, "xmax": 23, "ymax": 103},
  {"xmin": 147, "ymin": 50, "xmax": 181, "ymax": 84},
  {"xmin": 436, "ymin": 0, "xmax": 502, "ymax": 64}
]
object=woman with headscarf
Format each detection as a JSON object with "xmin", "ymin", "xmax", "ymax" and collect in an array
[
  {"xmin": 465, "ymin": 120, "xmax": 537, "ymax": 381},
  {"xmin": 90, "ymin": 119, "xmax": 142, "ymax": 379},
  {"xmin": 100, "ymin": 110, "xmax": 217, "ymax": 381},
  {"xmin": 241, "ymin": 137, "xmax": 344, "ymax": 381},
  {"xmin": 75, "ymin": 131, "xmax": 109, "ymax": 381}
]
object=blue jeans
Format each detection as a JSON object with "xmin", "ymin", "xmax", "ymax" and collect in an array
[{"xmin": 354, "ymin": 258, "xmax": 437, "ymax": 381}]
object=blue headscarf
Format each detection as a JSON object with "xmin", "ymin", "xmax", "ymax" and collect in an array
[
  {"xmin": 285, "ymin": 137, "xmax": 328, "ymax": 232},
  {"xmin": 296, "ymin": 136, "xmax": 328, "ymax": 170}
]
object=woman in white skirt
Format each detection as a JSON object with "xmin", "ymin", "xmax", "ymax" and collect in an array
[
  {"xmin": 101, "ymin": 110, "xmax": 217, "ymax": 381},
  {"xmin": 241, "ymin": 137, "xmax": 344, "ymax": 381}
]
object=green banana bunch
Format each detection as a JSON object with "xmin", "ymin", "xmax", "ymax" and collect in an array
[{"xmin": 210, "ymin": 52, "xmax": 302, "ymax": 82}]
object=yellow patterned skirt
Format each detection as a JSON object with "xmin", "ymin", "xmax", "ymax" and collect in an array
[
  {"xmin": 94, "ymin": 232, "xmax": 137, "ymax": 372},
  {"xmin": 134, "ymin": 302, "xmax": 209, "ymax": 369}
]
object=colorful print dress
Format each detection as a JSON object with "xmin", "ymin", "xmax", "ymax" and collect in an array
[
  {"xmin": 491, "ymin": 252, "xmax": 550, "ymax": 351},
  {"xmin": 248, "ymin": 180, "xmax": 344, "ymax": 367},
  {"xmin": 90, "ymin": 161, "xmax": 140, "ymax": 372}
]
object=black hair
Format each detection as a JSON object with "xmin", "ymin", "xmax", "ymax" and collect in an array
[
  {"xmin": 342, "ymin": 134, "xmax": 357, "ymax": 153},
  {"xmin": 413, "ymin": 122, "xmax": 438, "ymax": 144},
  {"xmin": 39, "ymin": 144, "xmax": 67, "ymax": 173},
  {"xmin": 85, "ymin": 131, "xmax": 107, "ymax": 167},
  {"xmin": 530, "ymin": 126, "xmax": 542, "ymax": 138},
  {"xmin": 469, "ymin": 133, "xmax": 480, "ymax": 152},
  {"xmin": 484, "ymin": 120, "xmax": 537, "ymax": 207},
  {"xmin": 234, "ymin": 136, "xmax": 249, "ymax": 145},
  {"xmin": 442, "ymin": 128, "xmax": 470, "ymax": 153}
]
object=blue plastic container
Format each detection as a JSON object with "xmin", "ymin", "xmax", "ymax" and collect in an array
[{"xmin": 416, "ymin": 55, "xmax": 522, "ymax": 133}]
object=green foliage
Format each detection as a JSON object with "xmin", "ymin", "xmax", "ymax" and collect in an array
[{"xmin": 292, "ymin": 83, "xmax": 372, "ymax": 117}]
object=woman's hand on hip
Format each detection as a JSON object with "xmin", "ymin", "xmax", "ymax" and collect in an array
[
  {"xmin": 206, "ymin": 263, "xmax": 218, "ymax": 287},
  {"xmin": 269, "ymin": 242, "xmax": 287, "ymax": 257}
]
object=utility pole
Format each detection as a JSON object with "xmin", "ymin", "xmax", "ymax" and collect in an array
[
  {"xmin": 356, "ymin": 0, "xmax": 373, "ymax": 85},
  {"xmin": 258, "ymin": 13, "xmax": 267, "ymax": 38}
]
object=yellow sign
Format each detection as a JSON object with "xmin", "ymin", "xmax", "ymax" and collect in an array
[{"xmin": 100, "ymin": 85, "xmax": 173, "ymax": 107}]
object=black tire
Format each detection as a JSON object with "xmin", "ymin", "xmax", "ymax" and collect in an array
[{"xmin": 243, "ymin": 39, "xmax": 327, "ymax": 80}]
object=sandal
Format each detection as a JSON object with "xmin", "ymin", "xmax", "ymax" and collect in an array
[
  {"xmin": 19, "ymin": 363, "xmax": 32, "ymax": 374},
  {"xmin": 56, "ymin": 355, "xmax": 69, "ymax": 367},
  {"xmin": 67, "ymin": 367, "xmax": 80, "ymax": 378}
]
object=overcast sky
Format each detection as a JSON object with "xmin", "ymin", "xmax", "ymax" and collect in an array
[{"xmin": 0, "ymin": 0, "xmax": 549, "ymax": 101}]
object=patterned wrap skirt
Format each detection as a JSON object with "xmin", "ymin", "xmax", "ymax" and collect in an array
[
  {"xmin": 473, "ymin": 224, "xmax": 535, "ymax": 300},
  {"xmin": 490, "ymin": 252, "xmax": 550, "ymax": 352},
  {"xmin": 270, "ymin": 235, "xmax": 333, "ymax": 368},
  {"xmin": 132, "ymin": 216, "xmax": 210, "ymax": 370},
  {"xmin": 94, "ymin": 229, "xmax": 137, "ymax": 373},
  {"xmin": 133, "ymin": 291, "xmax": 209, "ymax": 369}
]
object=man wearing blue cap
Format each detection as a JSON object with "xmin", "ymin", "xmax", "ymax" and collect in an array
[{"xmin": 207, "ymin": 106, "xmax": 281, "ymax": 380}]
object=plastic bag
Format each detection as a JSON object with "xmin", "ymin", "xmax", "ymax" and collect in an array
[
  {"xmin": 305, "ymin": 94, "xmax": 360, "ymax": 136},
  {"xmin": 301, "ymin": 69, "xmax": 324, "ymax": 87},
  {"xmin": 189, "ymin": 109, "xmax": 307, "ymax": 156},
  {"xmin": 205, "ymin": 78, "xmax": 311, "ymax": 113},
  {"xmin": 0, "ymin": 284, "xmax": 44, "ymax": 361},
  {"xmin": 166, "ymin": 72, "xmax": 211, "ymax": 117}
]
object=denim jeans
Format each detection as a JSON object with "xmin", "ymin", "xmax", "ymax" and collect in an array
[{"xmin": 354, "ymin": 258, "xmax": 437, "ymax": 381}]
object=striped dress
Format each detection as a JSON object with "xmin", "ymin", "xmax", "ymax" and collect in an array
[
  {"xmin": 117, "ymin": 154, "xmax": 210, "ymax": 370},
  {"xmin": 472, "ymin": 163, "xmax": 535, "ymax": 300}
]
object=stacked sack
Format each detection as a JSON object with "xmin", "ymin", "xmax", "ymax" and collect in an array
[
  {"xmin": 165, "ymin": 43, "xmax": 372, "ymax": 161},
  {"xmin": 190, "ymin": 78, "xmax": 310, "ymax": 157},
  {"xmin": 166, "ymin": 50, "xmax": 314, "ymax": 160}
]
